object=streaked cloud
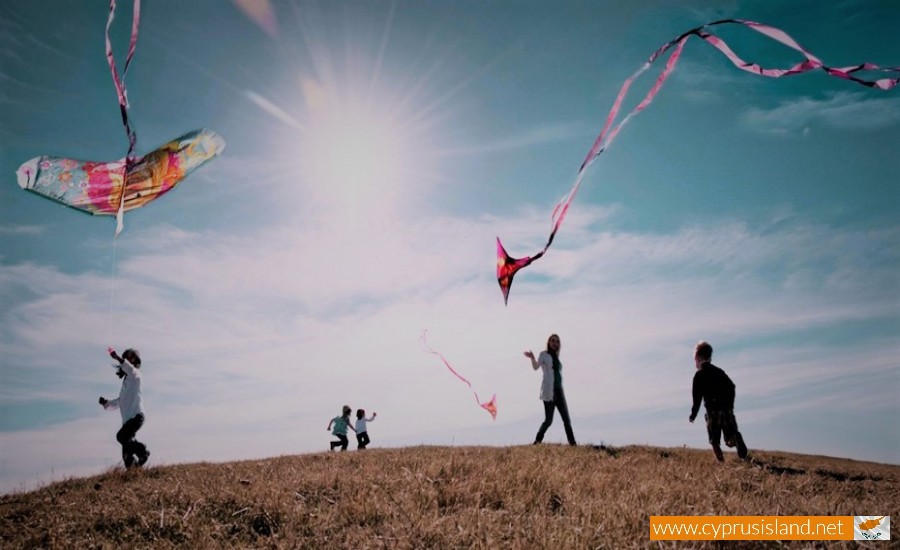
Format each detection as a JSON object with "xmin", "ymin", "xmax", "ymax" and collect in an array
[
  {"xmin": 434, "ymin": 121, "xmax": 589, "ymax": 157},
  {"xmin": 0, "ymin": 225, "xmax": 44, "ymax": 236},
  {"xmin": 741, "ymin": 91, "xmax": 900, "ymax": 133},
  {"xmin": 2, "ymin": 0, "xmax": 898, "ymax": 496},
  {"xmin": 2, "ymin": 202, "xmax": 897, "ymax": 491},
  {"xmin": 244, "ymin": 90, "xmax": 305, "ymax": 130}
]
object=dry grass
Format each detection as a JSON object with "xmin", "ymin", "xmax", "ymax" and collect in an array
[{"xmin": 1, "ymin": 445, "xmax": 897, "ymax": 548}]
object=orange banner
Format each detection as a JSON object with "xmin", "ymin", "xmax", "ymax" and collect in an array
[{"xmin": 650, "ymin": 516, "xmax": 854, "ymax": 540}]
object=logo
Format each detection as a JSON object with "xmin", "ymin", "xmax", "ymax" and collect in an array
[{"xmin": 854, "ymin": 516, "xmax": 890, "ymax": 540}]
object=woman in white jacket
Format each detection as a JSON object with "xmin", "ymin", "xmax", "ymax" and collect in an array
[{"xmin": 524, "ymin": 334, "xmax": 576, "ymax": 445}]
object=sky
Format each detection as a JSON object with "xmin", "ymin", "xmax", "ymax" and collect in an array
[{"xmin": 1, "ymin": 0, "xmax": 898, "ymax": 494}]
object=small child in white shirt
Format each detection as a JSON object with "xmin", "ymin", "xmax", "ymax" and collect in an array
[
  {"xmin": 355, "ymin": 409, "xmax": 377, "ymax": 450},
  {"xmin": 100, "ymin": 348, "xmax": 150, "ymax": 468}
]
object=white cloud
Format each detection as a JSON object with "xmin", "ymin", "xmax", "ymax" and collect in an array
[
  {"xmin": 670, "ymin": 55, "xmax": 746, "ymax": 103},
  {"xmin": 1, "ymin": 203, "xmax": 898, "ymax": 492},
  {"xmin": 741, "ymin": 91, "xmax": 900, "ymax": 134},
  {"xmin": 0, "ymin": 225, "xmax": 44, "ymax": 236}
]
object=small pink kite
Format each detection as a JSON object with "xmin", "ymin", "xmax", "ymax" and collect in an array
[
  {"xmin": 497, "ymin": 19, "xmax": 899, "ymax": 304},
  {"xmin": 420, "ymin": 331, "xmax": 497, "ymax": 420}
]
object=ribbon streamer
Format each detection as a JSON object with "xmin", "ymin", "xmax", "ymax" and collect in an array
[
  {"xmin": 497, "ymin": 19, "xmax": 899, "ymax": 304},
  {"xmin": 420, "ymin": 331, "xmax": 497, "ymax": 420},
  {"xmin": 105, "ymin": 0, "xmax": 142, "ymax": 234}
]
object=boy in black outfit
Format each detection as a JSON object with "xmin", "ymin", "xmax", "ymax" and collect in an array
[{"xmin": 689, "ymin": 341, "xmax": 748, "ymax": 462}]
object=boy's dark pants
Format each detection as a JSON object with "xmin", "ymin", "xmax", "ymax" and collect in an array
[
  {"xmin": 117, "ymin": 413, "xmax": 147, "ymax": 467},
  {"xmin": 706, "ymin": 410, "xmax": 748, "ymax": 460},
  {"xmin": 357, "ymin": 432, "xmax": 370, "ymax": 449}
]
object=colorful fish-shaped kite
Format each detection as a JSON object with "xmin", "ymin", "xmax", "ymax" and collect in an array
[
  {"xmin": 420, "ymin": 331, "xmax": 497, "ymax": 420},
  {"xmin": 17, "ymin": 129, "xmax": 225, "ymax": 226},
  {"xmin": 497, "ymin": 19, "xmax": 899, "ymax": 304},
  {"xmin": 15, "ymin": 0, "xmax": 225, "ymax": 234}
]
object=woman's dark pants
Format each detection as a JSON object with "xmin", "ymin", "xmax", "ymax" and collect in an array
[{"xmin": 534, "ymin": 388, "xmax": 576, "ymax": 445}]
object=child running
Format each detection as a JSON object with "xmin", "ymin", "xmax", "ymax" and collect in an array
[
  {"xmin": 99, "ymin": 348, "xmax": 150, "ymax": 468},
  {"xmin": 355, "ymin": 409, "xmax": 377, "ymax": 450},
  {"xmin": 688, "ymin": 341, "xmax": 749, "ymax": 462},
  {"xmin": 327, "ymin": 405, "xmax": 355, "ymax": 451}
]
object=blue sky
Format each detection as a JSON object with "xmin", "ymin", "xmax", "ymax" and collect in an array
[{"xmin": 1, "ymin": 0, "xmax": 898, "ymax": 493}]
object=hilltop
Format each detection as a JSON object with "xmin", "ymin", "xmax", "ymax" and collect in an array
[{"xmin": 1, "ymin": 445, "xmax": 896, "ymax": 548}]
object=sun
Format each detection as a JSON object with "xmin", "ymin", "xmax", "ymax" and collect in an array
[
  {"xmin": 257, "ymin": 67, "xmax": 441, "ymax": 234},
  {"xmin": 243, "ymin": 5, "xmax": 468, "ymax": 229},
  {"xmin": 302, "ymin": 96, "xmax": 411, "ymax": 216}
]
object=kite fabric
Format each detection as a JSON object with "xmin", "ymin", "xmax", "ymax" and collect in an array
[
  {"xmin": 17, "ymin": 129, "xmax": 226, "ymax": 221},
  {"xmin": 420, "ymin": 331, "xmax": 498, "ymax": 420},
  {"xmin": 496, "ymin": 18, "xmax": 900, "ymax": 305},
  {"xmin": 15, "ymin": 0, "xmax": 227, "ymax": 234}
]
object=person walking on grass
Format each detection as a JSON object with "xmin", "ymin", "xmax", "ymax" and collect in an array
[
  {"xmin": 689, "ymin": 341, "xmax": 749, "ymax": 462},
  {"xmin": 327, "ymin": 405, "xmax": 355, "ymax": 451},
  {"xmin": 525, "ymin": 333, "xmax": 577, "ymax": 446},
  {"xmin": 99, "ymin": 347, "xmax": 150, "ymax": 468},
  {"xmin": 355, "ymin": 409, "xmax": 376, "ymax": 450}
]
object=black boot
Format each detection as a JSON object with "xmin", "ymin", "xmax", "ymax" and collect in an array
[{"xmin": 735, "ymin": 432, "xmax": 748, "ymax": 460}]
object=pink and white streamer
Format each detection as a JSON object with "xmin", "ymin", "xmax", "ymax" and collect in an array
[
  {"xmin": 105, "ymin": 0, "xmax": 141, "ymax": 234},
  {"xmin": 420, "ymin": 331, "xmax": 497, "ymax": 420},
  {"xmin": 497, "ymin": 19, "xmax": 899, "ymax": 305}
]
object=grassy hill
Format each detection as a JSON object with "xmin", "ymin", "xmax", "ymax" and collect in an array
[{"xmin": 1, "ymin": 445, "xmax": 896, "ymax": 548}]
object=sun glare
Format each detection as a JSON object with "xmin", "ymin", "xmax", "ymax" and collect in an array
[
  {"xmin": 304, "ymin": 101, "xmax": 409, "ymax": 213},
  {"xmin": 254, "ymin": 6, "xmax": 465, "ymax": 228}
]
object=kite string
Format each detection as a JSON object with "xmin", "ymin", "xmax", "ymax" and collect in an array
[{"xmin": 108, "ymin": 236, "xmax": 119, "ymax": 346}]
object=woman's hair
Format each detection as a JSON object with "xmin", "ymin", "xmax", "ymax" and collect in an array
[
  {"xmin": 356, "ymin": 409, "xmax": 365, "ymax": 419},
  {"xmin": 546, "ymin": 334, "xmax": 561, "ymax": 354}
]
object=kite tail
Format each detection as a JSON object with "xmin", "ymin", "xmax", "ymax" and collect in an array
[
  {"xmin": 420, "ymin": 331, "xmax": 497, "ymax": 420},
  {"xmin": 420, "ymin": 331, "xmax": 475, "ymax": 388},
  {"xmin": 496, "ymin": 19, "xmax": 899, "ymax": 304},
  {"xmin": 105, "ymin": 0, "xmax": 141, "ymax": 236},
  {"xmin": 104, "ymin": 0, "xmax": 140, "ymax": 338}
]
